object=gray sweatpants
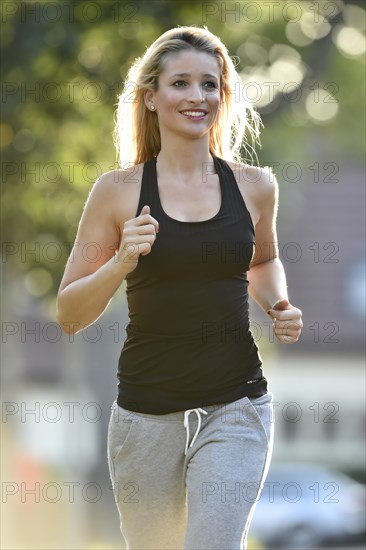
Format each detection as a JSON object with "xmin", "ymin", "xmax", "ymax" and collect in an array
[{"xmin": 107, "ymin": 392, "xmax": 274, "ymax": 550}]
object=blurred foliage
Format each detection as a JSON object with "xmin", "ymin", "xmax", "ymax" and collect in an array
[{"xmin": 1, "ymin": 0, "xmax": 365, "ymax": 309}]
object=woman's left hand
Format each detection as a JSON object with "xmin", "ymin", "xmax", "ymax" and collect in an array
[{"xmin": 267, "ymin": 299, "xmax": 303, "ymax": 344}]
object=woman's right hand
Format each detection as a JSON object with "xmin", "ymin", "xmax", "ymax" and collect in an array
[{"xmin": 116, "ymin": 204, "xmax": 159, "ymax": 274}]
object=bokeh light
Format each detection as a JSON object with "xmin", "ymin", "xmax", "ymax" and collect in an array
[
  {"xmin": 299, "ymin": 12, "xmax": 332, "ymax": 40},
  {"xmin": 24, "ymin": 268, "xmax": 53, "ymax": 296},
  {"xmin": 12, "ymin": 129, "xmax": 36, "ymax": 153},
  {"xmin": 285, "ymin": 20, "xmax": 315, "ymax": 47},
  {"xmin": 78, "ymin": 46, "xmax": 103, "ymax": 70},
  {"xmin": 305, "ymin": 89, "xmax": 339, "ymax": 122},
  {"xmin": 332, "ymin": 25, "xmax": 366, "ymax": 58}
]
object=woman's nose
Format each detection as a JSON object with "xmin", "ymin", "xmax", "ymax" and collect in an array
[{"xmin": 187, "ymin": 83, "xmax": 204, "ymax": 103}]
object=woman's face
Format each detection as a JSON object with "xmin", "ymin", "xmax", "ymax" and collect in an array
[{"xmin": 146, "ymin": 49, "xmax": 221, "ymax": 141}]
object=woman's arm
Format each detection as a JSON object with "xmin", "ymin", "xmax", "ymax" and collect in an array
[
  {"xmin": 56, "ymin": 171, "xmax": 128, "ymax": 335},
  {"xmin": 247, "ymin": 257, "xmax": 288, "ymax": 314},
  {"xmin": 56, "ymin": 167, "xmax": 159, "ymax": 336},
  {"xmin": 56, "ymin": 256, "xmax": 131, "ymax": 336},
  {"xmin": 247, "ymin": 168, "xmax": 303, "ymax": 343}
]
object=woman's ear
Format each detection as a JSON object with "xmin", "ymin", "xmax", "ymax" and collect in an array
[{"xmin": 144, "ymin": 89, "xmax": 155, "ymax": 110}]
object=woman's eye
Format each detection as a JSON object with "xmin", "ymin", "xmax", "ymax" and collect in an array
[
  {"xmin": 173, "ymin": 80, "xmax": 186, "ymax": 87},
  {"xmin": 203, "ymin": 81, "xmax": 218, "ymax": 90}
]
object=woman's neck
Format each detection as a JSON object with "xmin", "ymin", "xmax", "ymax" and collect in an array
[{"xmin": 156, "ymin": 137, "xmax": 215, "ymax": 181}]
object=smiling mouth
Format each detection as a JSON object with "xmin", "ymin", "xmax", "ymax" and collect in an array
[{"xmin": 180, "ymin": 110, "xmax": 208, "ymax": 118}]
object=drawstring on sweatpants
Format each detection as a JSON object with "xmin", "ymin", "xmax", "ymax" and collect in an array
[{"xmin": 183, "ymin": 408, "xmax": 208, "ymax": 455}]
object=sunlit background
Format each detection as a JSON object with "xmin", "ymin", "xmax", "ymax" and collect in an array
[{"xmin": 1, "ymin": 0, "xmax": 365, "ymax": 549}]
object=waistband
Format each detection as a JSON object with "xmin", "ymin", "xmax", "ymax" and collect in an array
[{"xmin": 112, "ymin": 392, "xmax": 272, "ymax": 456}]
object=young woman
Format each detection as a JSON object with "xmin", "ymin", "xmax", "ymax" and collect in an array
[{"xmin": 57, "ymin": 26, "xmax": 303, "ymax": 550}]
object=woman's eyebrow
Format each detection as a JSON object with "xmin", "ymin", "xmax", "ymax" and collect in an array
[{"xmin": 170, "ymin": 72, "xmax": 219, "ymax": 80}]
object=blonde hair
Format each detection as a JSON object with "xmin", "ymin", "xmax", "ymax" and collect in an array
[{"xmin": 113, "ymin": 25, "xmax": 262, "ymax": 168}]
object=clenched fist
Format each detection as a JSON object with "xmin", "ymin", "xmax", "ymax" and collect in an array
[
  {"xmin": 267, "ymin": 298, "xmax": 303, "ymax": 344},
  {"xmin": 116, "ymin": 205, "xmax": 159, "ymax": 274}
]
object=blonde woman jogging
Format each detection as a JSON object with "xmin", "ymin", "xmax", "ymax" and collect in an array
[{"xmin": 57, "ymin": 26, "xmax": 303, "ymax": 550}]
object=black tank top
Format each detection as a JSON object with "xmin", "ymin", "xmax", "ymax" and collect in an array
[{"xmin": 116, "ymin": 155, "xmax": 268, "ymax": 414}]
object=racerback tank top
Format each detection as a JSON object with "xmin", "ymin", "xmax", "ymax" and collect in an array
[{"xmin": 116, "ymin": 155, "xmax": 268, "ymax": 414}]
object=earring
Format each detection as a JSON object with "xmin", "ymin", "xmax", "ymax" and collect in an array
[{"xmin": 150, "ymin": 105, "xmax": 155, "ymax": 111}]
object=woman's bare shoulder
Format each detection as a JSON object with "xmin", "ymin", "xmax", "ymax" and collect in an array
[
  {"xmin": 88, "ymin": 163, "xmax": 144, "ymax": 208},
  {"xmin": 84, "ymin": 163, "xmax": 145, "ymax": 231},
  {"xmin": 225, "ymin": 159, "xmax": 278, "ymax": 203},
  {"xmin": 95, "ymin": 162, "xmax": 144, "ymax": 189}
]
